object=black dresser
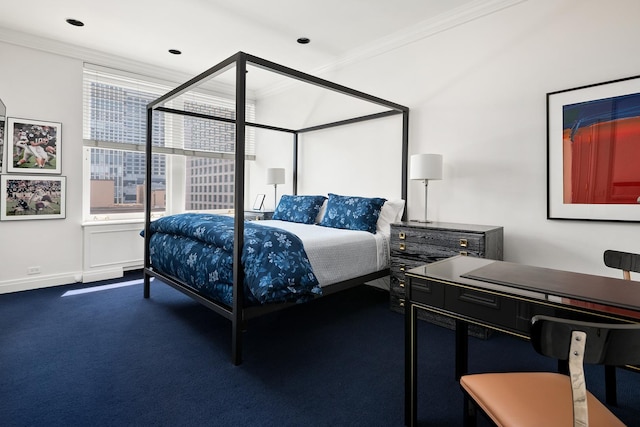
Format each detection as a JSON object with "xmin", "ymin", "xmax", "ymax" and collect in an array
[{"xmin": 389, "ymin": 221, "xmax": 503, "ymax": 336}]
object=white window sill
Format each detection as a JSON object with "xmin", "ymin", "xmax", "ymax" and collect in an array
[{"xmin": 81, "ymin": 218, "xmax": 145, "ymax": 227}]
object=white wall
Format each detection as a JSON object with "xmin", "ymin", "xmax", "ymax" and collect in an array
[
  {"xmin": 252, "ymin": 109, "xmax": 404, "ymax": 207},
  {"xmin": 0, "ymin": 42, "xmax": 86, "ymax": 291},
  {"xmin": 1, "ymin": 0, "xmax": 638, "ymax": 292},
  {"xmin": 0, "ymin": 42, "xmax": 145, "ymax": 292},
  {"xmin": 256, "ymin": 0, "xmax": 640, "ymax": 278}
]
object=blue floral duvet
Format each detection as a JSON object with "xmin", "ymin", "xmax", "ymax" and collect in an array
[{"xmin": 144, "ymin": 213, "xmax": 322, "ymax": 306}]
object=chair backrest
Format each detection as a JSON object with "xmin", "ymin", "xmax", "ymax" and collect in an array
[
  {"xmin": 531, "ymin": 315, "xmax": 640, "ymax": 426},
  {"xmin": 604, "ymin": 249, "xmax": 640, "ymax": 281},
  {"xmin": 531, "ymin": 315, "xmax": 640, "ymax": 367}
]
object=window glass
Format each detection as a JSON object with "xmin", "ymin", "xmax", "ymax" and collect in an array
[{"xmin": 83, "ymin": 66, "xmax": 255, "ymax": 219}]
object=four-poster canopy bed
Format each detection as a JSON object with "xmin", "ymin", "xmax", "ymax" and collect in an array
[{"xmin": 143, "ymin": 51, "xmax": 409, "ymax": 365}]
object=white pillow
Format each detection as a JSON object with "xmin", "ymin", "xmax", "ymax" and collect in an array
[
  {"xmin": 376, "ymin": 199, "xmax": 405, "ymax": 235},
  {"xmin": 315, "ymin": 199, "xmax": 328, "ymax": 224}
]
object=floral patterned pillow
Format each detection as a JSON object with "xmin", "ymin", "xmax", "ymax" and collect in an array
[
  {"xmin": 273, "ymin": 194, "xmax": 327, "ymax": 224},
  {"xmin": 319, "ymin": 193, "xmax": 387, "ymax": 234}
]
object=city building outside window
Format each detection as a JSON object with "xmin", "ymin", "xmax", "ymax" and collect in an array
[{"xmin": 82, "ymin": 65, "xmax": 255, "ymax": 220}]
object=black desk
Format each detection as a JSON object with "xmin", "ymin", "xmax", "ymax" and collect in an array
[{"xmin": 405, "ymin": 256, "xmax": 640, "ymax": 427}]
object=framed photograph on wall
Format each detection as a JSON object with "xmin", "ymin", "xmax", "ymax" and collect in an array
[
  {"xmin": 6, "ymin": 117, "xmax": 61, "ymax": 174},
  {"xmin": 0, "ymin": 115, "xmax": 5, "ymax": 172},
  {"xmin": 1, "ymin": 175, "xmax": 66, "ymax": 221},
  {"xmin": 547, "ymin": 74, "xmax": 640, "ymax": 222}
]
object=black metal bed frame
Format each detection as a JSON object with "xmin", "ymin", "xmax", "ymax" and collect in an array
[{"xmin": 144, "ymin": 51, "xmax": 409, "ymax": 365}]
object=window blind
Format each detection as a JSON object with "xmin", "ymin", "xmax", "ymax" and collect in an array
[{"xmin": 82, "ymin": 65, "xmax": 256, "ymax": 157}]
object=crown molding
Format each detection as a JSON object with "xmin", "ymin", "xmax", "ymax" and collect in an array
[
  {"xmin": 256, "ymin": 0, "xmax": 527, "ymax": 98},
  {"xmin": 0, "ymin": 27, "xmax": 188, "ymax": 82},
  {"xmin": 330, "ymin": 0, "xmax": 527, "ymax": 72},
  {"xmin": 0, "ymin": 27, "xmax": 245, "ymax": 98},
  {"xmin": 0, "ymin": 0, "xmax": 525, "ymax": 100}
]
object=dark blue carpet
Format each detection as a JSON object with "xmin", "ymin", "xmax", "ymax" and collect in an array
[{"xmin": 1, "ymin": 272, "xmax": 639, "ymax": 426}]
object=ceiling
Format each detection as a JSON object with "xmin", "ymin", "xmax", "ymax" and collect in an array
[{"xmin": 0, "ymin": 0, "xmax": 516, "ymax": 92}]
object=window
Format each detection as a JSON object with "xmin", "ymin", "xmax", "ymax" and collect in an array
[{"xmin": 82, "ymin": 65, "xmax": 255, "ymax": 220}]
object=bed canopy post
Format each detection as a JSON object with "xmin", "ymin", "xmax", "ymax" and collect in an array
[
  {"xmin": 401, "ymin": 110, "xmax": 409, "ymax": 220},
  {"xmin": 143, "ymin": 107, "xmax": 153, "ymax": 297},
  {"xmin": 231, "ymin": 52, "xmax": 248, "ymax": 365},
  {"xmin": 293, "ymin": 133, "xmax": 299, "ymax": 195}
]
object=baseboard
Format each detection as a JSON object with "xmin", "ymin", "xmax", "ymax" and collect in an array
[
  {"xmin": 0, "ymin": 271, "xmax": 82, "ymax": 294},
  {"xmin": 0, "ymin": 266, "xmax": 129, "ymax": 294},
  {"xmin": 81, "ymin": 267, "xmax": 124, "ymax": 283}
]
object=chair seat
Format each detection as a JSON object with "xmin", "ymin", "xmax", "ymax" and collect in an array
[{"xmin": 460, "ymin": 372, "xmax": 625, "ymax": 427}]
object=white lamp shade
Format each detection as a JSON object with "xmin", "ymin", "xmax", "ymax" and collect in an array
[
  {"xmin": 410, "ymin": 154, "xmax": 443, "ymax": 181},
  {"xmin": 266, "ymin": 168, "xmax": 285, "ymax": 185}
]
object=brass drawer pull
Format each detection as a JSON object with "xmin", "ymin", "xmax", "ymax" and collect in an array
[
  {"xmin": 460, "ymin": 251, "xmax": 468, "ymax": 256},
  {"xmin": 399, "ymin": 243, "xmax": 406, "ymax": 251},
  {"xmin": 459, "ymin": 238, "xmax": 468, "ymax": 248},
  {"xmin": 399, "ymin": 281, "xmax": 405, "ymax": 288},
  {"xmin": 399, "ymin": 264, "xmax": 406, "ymax": 272},
  {"xmin": 399, "ymin": 231, "xmax": 406, "ymax": 240},
  {"xmin": 399, "ymin": 299, "xmax": 405, "ymax": 307}
]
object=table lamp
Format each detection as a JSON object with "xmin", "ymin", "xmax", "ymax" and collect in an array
[
  {"xmin": 266, "ymin": 167, "xmax": 285, "ymax": 209},
  {"xmin": 410, "ymin": 154, "xmax": 443, "ymax": 223}
]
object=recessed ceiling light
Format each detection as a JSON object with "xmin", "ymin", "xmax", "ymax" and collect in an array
[
  {"xmin": 66, "ymin": 18, "xmax": 84, "ymax": 27},
  {"xmin": 297, "ymin": 37, "xmax": 310, "ymax": 44},
  {"xmin": 168, "ymin": 49, "xmax": 182, "ymax": 55}
]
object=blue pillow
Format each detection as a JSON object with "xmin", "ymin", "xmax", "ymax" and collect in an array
[
  {"xmin": 319, "ymin": 193, "xmax": 387, "ymax": 234},
  {"xmin": 273, "ymin": 195, "xmax": 327, "ymax": 224}
]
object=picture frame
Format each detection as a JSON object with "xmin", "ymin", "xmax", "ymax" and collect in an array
[
  {"xmin": 252, "ymin": 193, "xmax": 265, "ymax": 211},
  {"xmin": 547, "ymin": 74, "xmax": 640, "ymax": 222},
  {"xmin": 1, "ymin": 175, "xmax": 66, "ymax": 221},
  {"xmin": 0, "ymin": 115, "xmax": 5, "ymax": 172},
  {"xmin": 6, "ymin": 117, "xmax": 61, "ymax": 174}
]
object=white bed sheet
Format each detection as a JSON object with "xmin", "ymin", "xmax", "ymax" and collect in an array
[{"xmin": 260, "ymin": 220, "xmax": 390, "ymax": 288}]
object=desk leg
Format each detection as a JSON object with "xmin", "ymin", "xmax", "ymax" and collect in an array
[
  {"xmin": 605, "ymin": 366, "xmax": 618, "ymax": 406},
  {"xmin": 455, "ymin": 320, "xmax": 469, "ymax": 380},
  {"xmin": 405, "ymin": 303, "xmax": 418, "ymax": 427}
]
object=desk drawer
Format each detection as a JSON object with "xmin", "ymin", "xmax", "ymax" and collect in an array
[
  {"xmin": 408, "ymin": 278, "xmax": 445, "ymax": 308},
  {"xmin": 445, "ymin": 286, "xmax": 517, "ymax": 329},
  {"xmin": 514, "ymin": 301, "xmax": 630, "ymax": 335}
]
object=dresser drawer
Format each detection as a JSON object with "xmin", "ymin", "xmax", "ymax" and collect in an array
[
  {"xmin": 424, "ymin": 230, "xmax": 484, "ymax": 257},
  {"xmin": 389, "ymin": 289, "xmax": 406, "ymax": 314},
  {"xmin": 391, "ymin": 226, "xmax": 485, "ymax": 259},
  {"xmin": 390, "ymin": 258, "xmax": 425, "ymax": 291},
  {"xmin": 390, "ymin": 257, "xmax": 426, "ymax": 277}
]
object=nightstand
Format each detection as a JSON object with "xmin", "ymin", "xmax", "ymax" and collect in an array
[
  {"xmin": 390, "ymin": 221, "xmax": 503, "ymax": 338},
  {"xmin": 244, "ymin": 210, "xmax": 274, "ymax": 221}
]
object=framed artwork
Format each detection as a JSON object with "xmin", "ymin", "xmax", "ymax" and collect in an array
[
  {"xmin": 6, "ymin": 117, "xmax": 61, "ymax": 174},
  {"xmin": 1, "ymin": 175, "xmax": 66, "ymax": 221},
  {"xmin": 0, "ymin": 115, "xmax": 5, "ymax": 172},
  {"xmin": 547, "ymin": 74, "xmax": 640, "ymax": 222},
  {"xmin": 252, "ymin": 193, "xmax": 265, "ymax": 211}
]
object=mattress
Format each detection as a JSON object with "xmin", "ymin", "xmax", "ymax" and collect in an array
[{"xmin": 259, "ymin": 220, "xmax": 390, "ymax": 287}]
